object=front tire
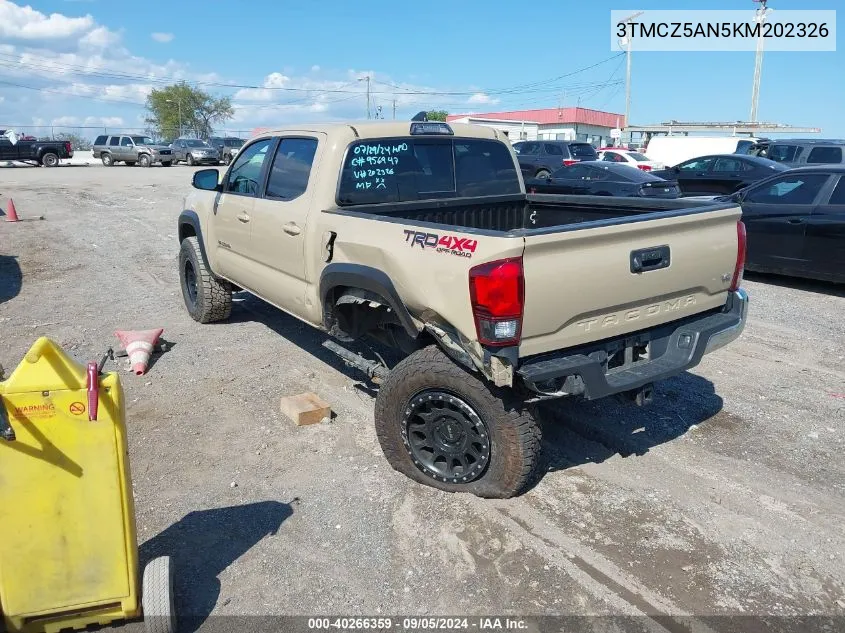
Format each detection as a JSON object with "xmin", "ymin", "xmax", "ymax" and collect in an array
[
  {"xmin": 138, "ymin": 154, "xmax": 151, "ymax": 167},
  {"xmin": 374, "ymin": 346, "xmax": 541, "ymax": 498},
  {"xmin": 179, "ymin": 236, "xmax": 232, "ymax": 323},
  {"xmin": 223, "ymin": 153, "xmax": 232, "ymax": 166},
  {"xmin": 186, "ymin": 154, "xmax": 195, "ymax": 166},
  {"xmin": 41, "ymin": 152, "xmax": 59, "ymax": 167},
  {"xmin": 102, "ymin": 153, "xmax": 114, "ymax": 166}
]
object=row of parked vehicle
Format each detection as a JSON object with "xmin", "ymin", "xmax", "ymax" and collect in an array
[
  {"xmin": 90, "ymin": 134, "xmax": 245, "ymax": 167},
  {"xmin": 511, "ymin": 139, "xmax": 843, "ymax": 284}
]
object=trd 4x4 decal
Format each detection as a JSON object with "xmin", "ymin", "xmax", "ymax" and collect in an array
[{"xmin": 403, "ymin": 230, "xmax": 478, "ymax": 258}]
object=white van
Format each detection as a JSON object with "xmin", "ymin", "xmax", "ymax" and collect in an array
[{"xmin": 644, "ymin": 136, "xmax": 758, "ymax": 169}]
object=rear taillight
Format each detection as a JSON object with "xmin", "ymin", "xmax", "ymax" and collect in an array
[
  {"xmin": 730, "ymin": 220, "xmax": 746, "ymax": 291},
  {"xmin": 469, "ymin": 258, "xmax": 524, "ymax": 347},
  {"xmin": 64, "ymin": 141, "xmax": 72, "ymax": 153},
  {"xmin": 562, "ymin": 159, "xmax": 577, "ymax": 166},
  {"xmin": 637, "ymin": 164, "xmax": 652, "ymax": 171}
]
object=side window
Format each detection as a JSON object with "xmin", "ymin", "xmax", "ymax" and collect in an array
[
  {"xmin": 120, "ymin": 136, "xmax": 133, "ymax": 146},
  {"xmin": 745, "ymin": 174, "xmax": 830, "ymax": 205},
  {"xmin": 225, "ymin": 138, "xmax": 273, "ymax": 196},
  {"xmin": 767, "ymin": 144, "xmax": 799, "ymax": 163},
  {"xmin": 544, "ymin": 144, "xmax": 563, "ymax": 156},
  {"xmin": 560, "ymin": 165, "xmax": 590, "ymax": 179},
  {"xmin": 827, "ymin": 178, "xmax": 845, "ymax": 205},
  {"xmin": 94, "ymin": 135, "xmax": 107, "ymax": 146},
  {"xmin": 265, "ymin": 137, "xmax": 318, "ymax": 200},
  {"xmin": 108, "ymin": 137, "xmax": 120, "ymax": 147},
  {"xmin": 678, "ymin": 157, "xmax": 715, "ymax": 172},
  {"xmin": 713, "ymin": 158, "xmax": 746, "ymax": 172},
  {"xmin": 520, "ymin": 142, "xmax": 540, "ymax": 156},
  {"xmin": 806, "ymin": 146, "xmax": 843, "ymax": 164}
]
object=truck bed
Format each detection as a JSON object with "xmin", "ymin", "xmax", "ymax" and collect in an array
[{"xmin": 333, "ymin": 193, "xmax": 733, "ymax": 234}]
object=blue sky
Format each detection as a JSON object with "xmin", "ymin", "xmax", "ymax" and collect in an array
[{"xmin": 0, "ymin": 0, "xmax": 841, "ymax": 137}]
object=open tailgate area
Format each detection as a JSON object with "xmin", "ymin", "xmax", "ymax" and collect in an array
[{"xmin": 519, "ymin": 206, "xmax": 742, "ymax": 358}]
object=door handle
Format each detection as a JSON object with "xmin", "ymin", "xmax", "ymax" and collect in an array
[
  {"xmin": 236, "ymin": 212, "xmax": 251, "ymax": 223},
  {"xmin": 787, "ymin": 218, "xmax": 804, "ymax": 225},
  {"xmin": 283, "ymin": 222, "xmax": 301, "ymax": 236}
]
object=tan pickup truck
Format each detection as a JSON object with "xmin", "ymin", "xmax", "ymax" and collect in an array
[{"xmin": 177, "ymin": 120, "xmax": 748, "ymax": 498}]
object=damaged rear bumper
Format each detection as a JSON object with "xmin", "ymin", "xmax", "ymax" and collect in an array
[{"xmin": 517, "ymin": 289, "xmax": 748, "ymax": 400}]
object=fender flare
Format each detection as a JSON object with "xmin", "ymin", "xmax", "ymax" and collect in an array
[
  {"xmin": 177, "ymin": 210, "xmax": 212, "ymax": 271},
  {"xmin": 319, "ymin": 263, "xmax": 420, "ymax": 339}
]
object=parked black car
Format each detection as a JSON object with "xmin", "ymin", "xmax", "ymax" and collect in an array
[
  {"xmin": 714, "ymin": 165, "xmax": 845, "ymax": 283},
  {"xmin": 515, "ymin": 140, "xmax": 598, "ymax": 179},
  {"xmin": 525, "ymin": 161, "xmax": 681, "ymax": 198},
  {"xmin": 0, "ymin": 135, "xmax": 73, "ymax": 167},
  {"xmin": 651, "ymin": 154, "xmax": 787, "ymax": 196}
]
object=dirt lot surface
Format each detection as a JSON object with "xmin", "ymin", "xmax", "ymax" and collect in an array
[{"xmin": 1, "ymin": 165, "xmax": 843, "ymax": 633}]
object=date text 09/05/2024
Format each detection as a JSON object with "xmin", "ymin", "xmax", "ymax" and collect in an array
[{"xmin": 307, "ymin": 617, "xmax": 529, "ymax": 630}]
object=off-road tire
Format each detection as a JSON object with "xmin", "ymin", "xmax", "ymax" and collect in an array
[
  {"xmin": 535, "ymin": 169, "xmax": 550, "ymax": 179},
  {"xmin": 374, "ymin": 345, "xmax": 541, "ymax": 498},
  {"xmin": 179, "ymin": 236, "xmax": 232, "ymax": 323},
  {"xmin": 186, "ymin": 154, "xmax": 195, "ymax": 166},
  {"xmin": 138, "ymin": 153, "xmax": 152, "ymax": 167},
  {"xmin": 41, "ymin": 152, "xmax": 59, "ymax": 167},
  {"xmin": 102, "ymin": 153, "xmax": 114, "ymax": 166}
]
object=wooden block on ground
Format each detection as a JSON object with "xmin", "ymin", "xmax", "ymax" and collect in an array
[{"xmin": 280, "ymin": 392, "xmax": 331, "ymax": 426}]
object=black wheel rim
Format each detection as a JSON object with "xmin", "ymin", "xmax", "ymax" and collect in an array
[
  {"xmin": 183, "ymin": 259, "xmax": 198, "ymax": 306},
  {"xmin": 402, "ymin": 390, "xmax": 490, "ymax": 484}
]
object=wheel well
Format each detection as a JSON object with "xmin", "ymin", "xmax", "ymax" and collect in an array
[
  {"xmin": 324, "ymin": 286, "xmax": 428, "ymax": 354},
  {"xmin": 179, "ymin": 222, "xmax": 197, "ymax": 243}
]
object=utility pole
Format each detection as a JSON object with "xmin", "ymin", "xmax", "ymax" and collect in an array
[
  {"xmin": 393, "ymin": 97, "xmax": 397, "ymax": 120},
  {"xmin": 618, "ymin": 11, "xmax": 643, "ymax": 144},
  {"xmin": 750, "ymin": 0, "xmax": 772, "ymax": 122},
  {"xmin": 358, "ymin": 76, "xmax": 371, "ymax": 119}
]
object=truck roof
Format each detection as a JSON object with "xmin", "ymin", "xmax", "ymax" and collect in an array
[{"xmin": 251, "ymin": 121, "xmax": 503, "ymax": 141}]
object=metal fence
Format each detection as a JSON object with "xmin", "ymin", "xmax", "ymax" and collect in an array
[{"xmin": 1, "ymin": 125, "xmax": 256, "ymax": 149}]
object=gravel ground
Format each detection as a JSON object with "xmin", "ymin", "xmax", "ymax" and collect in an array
[{"xmin": 1, "ymin": 165, "xmax": 843, "ymax": 633}]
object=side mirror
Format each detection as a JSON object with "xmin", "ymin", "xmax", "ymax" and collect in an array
[{"xmin": 192, "ymin": 168, "xmax": 220, "ymax": 191}]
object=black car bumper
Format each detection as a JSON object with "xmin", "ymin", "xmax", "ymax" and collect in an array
[{"xmin": 517, "ymin": 289, "xmax": 748, "ymax": 400}]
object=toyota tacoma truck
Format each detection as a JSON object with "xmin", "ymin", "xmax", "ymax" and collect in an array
[{"xmin": 177, "ymin": 121, "xmax": 748, "ymax": 498}]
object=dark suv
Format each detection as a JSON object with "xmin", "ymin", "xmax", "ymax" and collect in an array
[
  {"xmin": 207, "ymin": 136, "xmax": 245, "ymax": 165},
  {"xmin": 748, "ymin": 138, "xmax": 845, "ymax": 168},
  {"xmin": 514, "ymin": 140, "xmax": 598, "ymax": 179}
]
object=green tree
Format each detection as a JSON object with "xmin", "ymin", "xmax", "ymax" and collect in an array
[
  {"xmin": 145, "ymin": 81, "xmax": 234, "ymax": 140},
  {"xmin": 425, "ymin": 110, "xmax": 449, "ymax": 122}
]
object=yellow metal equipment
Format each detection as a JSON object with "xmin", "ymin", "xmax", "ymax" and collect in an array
[{"xmin": 0, "ymin": 337, "xmax": 174, "ymax": 633}]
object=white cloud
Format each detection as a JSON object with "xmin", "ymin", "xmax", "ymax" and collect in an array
[
  {"xmin": 233, "ymin": 72, "xmax": 291, "ymax": 102},
  {"xmin": 310, "ymin": 65, "xmax": 320, "ymax": 72},
  {"xmin": 79, "ymin": 25, "xmax": 121, "ymax": 49},
  {"xmin": 0, "ymin": 0, "xmax": 94, "ymax": 40},
  {"xmin": 151, "ymin": 32, "xmax": 173, "ymax": 43},
  {"xmin": 468, "ymin": 92, "xmax": 499, "ymax": 105},
  {"xmin": 50, "ymin": 115, "xmax": 124, "ymax": 126}
]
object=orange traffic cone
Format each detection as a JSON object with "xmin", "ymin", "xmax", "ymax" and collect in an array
[
  {"xmin": 5, "ymin": 199, "xmax": 19, "ymax": 222},
  {"xmin": 115, "ymin": 328, "xmax": 164, "ymax": 375}
]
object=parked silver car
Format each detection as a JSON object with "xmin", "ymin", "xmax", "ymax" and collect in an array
[
  {"xmin": 92, "ymin": 134, "xmax": 173, "ymax": 167},
  {"xmin": 170, "ymin": 138, "xmax": 220, "ymax": 166},
  {"xmin": 207, "ymin": 136, "xmax": 245, "ymax": 165}
]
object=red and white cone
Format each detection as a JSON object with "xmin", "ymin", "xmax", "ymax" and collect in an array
[
  {"xmin": 5, "ymin": 199, "xmax": 19, "ymax": 222},
  {"xmin": 115, "ymin": 328, "xmax": 164, "ymax": 375}
]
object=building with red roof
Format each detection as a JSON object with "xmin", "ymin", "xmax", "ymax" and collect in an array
[{"xmin": 447, "ymin": 107, "xmax": 625, "ymax": 146}]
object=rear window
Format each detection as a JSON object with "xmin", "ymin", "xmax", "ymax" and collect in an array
[
  {"xmin": 807, "ymin": 146, "xmax": 843, "ymax": 164},
  {"xmin": 337, "ymin": 138, "xmax": 520, "ymax": 205},
  {"xmin": 569, "ymin": 143, "xmax": 597, "ymax": 159}
]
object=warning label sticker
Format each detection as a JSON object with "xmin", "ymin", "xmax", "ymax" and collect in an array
[{"xmin": 11, "ymin": 403, "xmax": 56, "ymax": 420}]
